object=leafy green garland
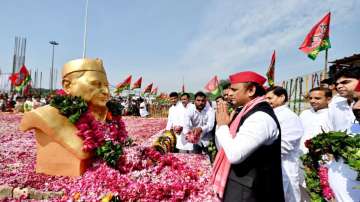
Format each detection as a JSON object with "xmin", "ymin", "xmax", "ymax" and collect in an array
[
  {"xmin": 96, "ymin": 141, "xmax": 123, "ymax": 168},
  {"xmin": 301, "ymin": 131, "xmax": 360, "ymax": 201},
  {"xmin": 50, "ymin": 95, "xmax": 88, "ymax": 123}
]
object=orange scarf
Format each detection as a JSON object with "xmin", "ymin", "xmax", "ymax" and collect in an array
[{"xmin": 210, "ymin": 96, "xmax": 266, "ymax": 198}]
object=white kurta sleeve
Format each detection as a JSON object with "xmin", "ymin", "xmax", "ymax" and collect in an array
[
  {"xmin": 165, "ymin": 107, "xmax": 174, "ymax": 130},
  {"xmin": 182, "ymin": 107, "xmax": 193, "ymax": 135},
  {"xmin": 201, "ymin": 108, "xmax": 215, "ymax": 134},
  {"xmin": 280, "ymin": 117, "xmax": 303, "ymax": 156},
  {"xmin": 216, "ymin": 111, "xmax": 279, "ymax": 164}
]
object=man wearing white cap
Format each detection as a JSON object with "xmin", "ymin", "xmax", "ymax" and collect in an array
[{"xmin": 211, "ymin": 71, "xmax": 284, "ymax": 202}]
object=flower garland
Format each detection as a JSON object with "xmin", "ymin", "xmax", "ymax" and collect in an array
[
  {"xmin": 301, "ymin": 131, "xmax": 360, "ymax": 201},
  {"xmin": 48, "ymin": 93, "xmax": 212, "ymax": 201},
  {"xmin": 50, "ymin": 94, "xmax": 129, "ymax": 168}
]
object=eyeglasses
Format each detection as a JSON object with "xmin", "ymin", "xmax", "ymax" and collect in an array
[{"xmin": 335, "ymin": 79, "xmax": 353, "ymax": 86}]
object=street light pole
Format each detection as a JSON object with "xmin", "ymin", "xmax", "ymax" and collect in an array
[{"xmin": 49, "ymin": 41, "xmax": 59, "ymax": 91}]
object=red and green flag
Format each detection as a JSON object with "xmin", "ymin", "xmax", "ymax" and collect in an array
[
  {"xmin": 143, "ymin": 83, "xmax": 153, "ymax": 93},
  {"xmin": 266, "ymin": 50, "xmax": 276, "ymax": 87},
  {"xmin": 157, "ymin": 92, "xmax": 168, "ymax": 100},
  {"xmin": 204, "ymin": 76, "xmax": 220, "ymax": 96},
  {"xmin": 115, "ymin": 75, "xmax": 132, "ymax": 94},
  {"xmin": 13, "ymin": 65, "xmax": 31, "ymax": 93},
  {"xmin": 299, "ymin": 12, "xmax": 331, "ymax": 60},
  {"xmin": 131, "ymin": 77, "xmax": 142, "ymax": 90}
]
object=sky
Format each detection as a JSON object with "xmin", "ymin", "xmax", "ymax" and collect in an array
[{"xmin": 0, "ymin": 0, "xmax": 359, "ymax": 93}]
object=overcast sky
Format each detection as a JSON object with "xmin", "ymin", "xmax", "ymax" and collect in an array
[{"xmin": 0, "ymin": 0, "xmax": 359, "ymax": 93}]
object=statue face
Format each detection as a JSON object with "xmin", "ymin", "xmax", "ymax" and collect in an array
[{"xmin": 67, "ymin": 71, "xmax": 110, "ymax": 107}]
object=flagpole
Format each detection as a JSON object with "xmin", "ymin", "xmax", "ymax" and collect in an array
[
  {"xmin": 324, "ymin": 49, "xmax": 328, "ymax": 79},
  {"xmin": 82, "ymin": 0, "xmax": 89, "ymax": 58},
  {"xmin": 182, "ymin": 76, "xmax": 184, "ymax": 93}
]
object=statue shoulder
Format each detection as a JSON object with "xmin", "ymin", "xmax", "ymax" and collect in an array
[
  {"xmin": 19, "ymin": 105, "xmax": 91, "ymax": 160},
  {"xmin": 20, "ymin": 105, "xmax": 70, "ymax": 132}
]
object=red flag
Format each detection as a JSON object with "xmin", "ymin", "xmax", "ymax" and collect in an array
[
  {"xmin": 266, "ymin": 50, "xmax": 276, "ymax": 86},
  {"xmin": 116, "ymin": 75, "xmax": 132, "ymax": 88},
  {"xmin": 143, "ymin": 83, "xmax": 153, "ymax": 93},
  {"xmin": 115, "ymin": 75, "xmax": 132, "ymax": 94},
  {"xmin": 204, "ymin": 76, "xmax": 220, "ymax": 96},
  {"xmin": 9, "ymin": 72, "xmax": 19, "ymax": 85},
  {"xmin": 131, "ymin": 77, "xmax": 142, "ymax": 90},
  {"xmin": 299, "ymin": 12, "xmax": 331, "ymax": 60},
  {"xmin": 151, "ymin": 87, "xmax": 158, "ymax": 95},
  {"xmin": 355, "ymin": 80, "xmax": 360, "ymax": 92}
]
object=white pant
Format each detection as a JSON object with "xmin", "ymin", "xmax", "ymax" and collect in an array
[{"xmin": 282, "ymin": 156, "xmax": 301, "ymax": 202}]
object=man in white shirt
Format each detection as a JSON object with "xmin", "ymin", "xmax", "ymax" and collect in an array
[
  {"xmin": 183, "ymin": 91, "xmax": 215, "ymax": 153},
  {"xmin": 139, "ymin": 98, "xmax": 149, "ymax": 117},
  {"xmin": 167, "ymin": 93, "xmax": 195, "ymax": 152},
  {"xmin": 350, "ymin": 79, "xmax": 360, "ymax": 133},
  {"xmin": 211, "ymin": 71, "xmax": 284, "ymax": 201},
  {"xmin": 328, "ymin": 66, "xmax": 359, "ymax": 132},
  {"xmin": 300, "ymin": 87, "xmax": 333, "ymax": 154},
  {"xmin": 328, "ymin": 67, "xmax": 360, "ymax": 202},
  {"xmin": 266, "ymin": 86, "xmax": 303, "ymax": 202},
  {"xmin": 24, "ymin": 96, "xmax": 34, "ymax": 112},
  {"xmin": 165, "ymin": 92, "xmax": 180, "ymax": 131}
]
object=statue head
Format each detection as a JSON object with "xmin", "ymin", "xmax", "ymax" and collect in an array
[{"xmin": 62, "ymin": 58, "xmax": 110, "ymax": 107}]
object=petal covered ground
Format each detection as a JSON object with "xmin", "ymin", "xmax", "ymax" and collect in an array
[{"xmin": 0, "ymin": 113, "xmax": 217, "ymax": 201}]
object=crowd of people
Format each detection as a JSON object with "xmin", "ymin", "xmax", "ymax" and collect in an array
[
  {"xmin": 1, "ymin": 65, "xmax": 359, "ymax": 201},
  {"xmin": 164, "ymin": 66, "xmax": 360, "ymax": 202},
  {"xmin": 0, "ymin": 93, "xmax": 48, "ymax": 113}
]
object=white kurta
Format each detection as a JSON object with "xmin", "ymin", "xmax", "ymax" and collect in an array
[
  {"xmin": 274, "ymin": 105, "xmax": 303, "ymax": 202},
  {"xmin": 328, "ymin": 94, "xmax": 355, "ymax": 132},
  {"xmin": 327, "ymin": 158, "xmax": 360, "ymax": 202},
  {"xmin": 327, "ymin": 122, "xmax": 360, "ymax": 202},
  {"xmin": 299, "ymin": 108, "xmax": 333, "ymax": 154},
  {"xmin": 167, "ymin": 103, "xmax": 195, "ymax": 150},
  {"xmin": 183, "ymin": 104, "xmax": 215, "ymax": 147},
  {"xmin": 166, "ymin": 103, "xmax": 180, "ymax": 130},
  {"xmin": 139, "ymin": 102, "xmax": 149, "ymax": 117},
  {"xmin": 216, "ymin": 111, "xmax": 279, "ymax": 164}
]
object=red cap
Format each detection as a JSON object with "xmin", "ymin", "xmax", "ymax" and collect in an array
[
  {"xmin": 355, "ymin": 80, "xmax": 360, "ymax": 92},
  {"xmin": 229, "ymin": 71, "xmax": 267, "ymax": 85}
]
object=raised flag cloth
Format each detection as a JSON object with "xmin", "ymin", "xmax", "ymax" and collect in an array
[
  {"xmin": 266, "ymin": 50, "xmax": 276, "ymax": 86},
  {"xmin": 299, "ymin": 12, "xmax": 331, "ymax": 60},
  {"xmin": 131, "ymin": 77, "xmax": 142, "ymax": 90},
  {"xmin": 204, "ymin": 76, "xmax": 220, "ymax": 96},
  {"xmin": 115, "ymin": 75, "xmax": 132, "ymax": 94},
  {"xmin": 143, "ymin": 83, "xmax": 153, "ymax": 93},
  {"xmin": 13, "ymin": 65, "xmax": 31, "ymax": 93},
  {"xmin": 151, "ymin": 87, "xmax": 158, "ymax": 95}
]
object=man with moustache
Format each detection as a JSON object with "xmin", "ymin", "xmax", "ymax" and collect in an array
[
  {"xmin": 183, "ymin": 91, "xmax": 215, "ymax": 153},
  {"xmin": 211, "ymin": 71, "xmax": 284, "ymax": 202},
  {"xmin": 266, "ymin": 86, "xmax": 303, "ymax": 202},
  {"xmin": 166, "ymin": 92, "xmax": 180, "ymax": 131}
]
